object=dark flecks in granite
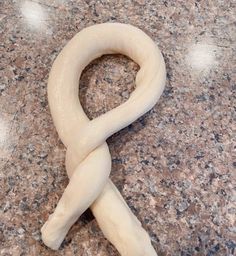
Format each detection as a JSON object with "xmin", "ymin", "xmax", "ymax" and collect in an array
[{"xmin": 0, "ymin": 0, "xmax": 235, "ymax": 255}]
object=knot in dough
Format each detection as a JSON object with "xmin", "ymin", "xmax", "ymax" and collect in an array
[{"xmin": 41, "ymin": 23, "xmax": 166, "ymax": 256}]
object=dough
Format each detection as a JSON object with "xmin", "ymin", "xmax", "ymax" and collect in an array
[{"xmin": 41, "ymin": 23, "xmax": 166, "ymax": 256}]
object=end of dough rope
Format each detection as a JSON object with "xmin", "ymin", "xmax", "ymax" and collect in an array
[{"xmin": 41, "ymin": 23, "xmax": 166, "ymax": 255}]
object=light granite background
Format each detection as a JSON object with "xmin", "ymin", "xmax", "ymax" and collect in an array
[{"xmin": 0, "ymin": 0, "xmax": 235, "ymax": 255}]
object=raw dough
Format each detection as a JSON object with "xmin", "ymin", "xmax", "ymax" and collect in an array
[{"xmin": 41, "ymin": 23, "xmax": 166, "ymax": 256}]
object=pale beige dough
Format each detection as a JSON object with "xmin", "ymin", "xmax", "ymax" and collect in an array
[{"xmin": 41, "ymin": 23, "xmax": 166, "ymax": 256}]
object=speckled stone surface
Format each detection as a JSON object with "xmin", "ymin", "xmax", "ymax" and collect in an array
[{"xmin": 0, "ymin": 0, "xmax": 235, "ymax": 255}]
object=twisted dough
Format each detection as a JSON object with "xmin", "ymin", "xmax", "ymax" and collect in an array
[{"xmin": 41, "ymin": 23, "xmax": 166, "ymax": 255}]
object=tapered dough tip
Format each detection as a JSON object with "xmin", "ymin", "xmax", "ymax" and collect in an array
[{"xmin": 41, "ymin": 220, "xmax": 63, "ymax": 250}]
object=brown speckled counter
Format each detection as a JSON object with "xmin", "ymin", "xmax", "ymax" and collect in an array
[{"xmin": 0, "ymin": 0, "xmax": 235, "ymax": 255}]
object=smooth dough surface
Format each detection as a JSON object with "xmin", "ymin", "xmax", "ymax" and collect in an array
[{"xmin": 41, "ymin": 23, "xmax": 166, "ymax": 256}]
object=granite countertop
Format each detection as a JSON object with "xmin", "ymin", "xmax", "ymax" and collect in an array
[{"xmin": 0, "ymin": 0, "xmax": 235, "ymax": 255}]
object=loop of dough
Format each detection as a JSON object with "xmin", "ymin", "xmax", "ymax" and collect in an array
[{"xmin": 41, "ymin": 23, "xmax": 166, "ymax": 256}]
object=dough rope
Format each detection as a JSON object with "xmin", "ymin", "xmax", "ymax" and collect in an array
[{"xmin": 41, "ymin": 23, "xmax": 166, "ymax": 255}]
